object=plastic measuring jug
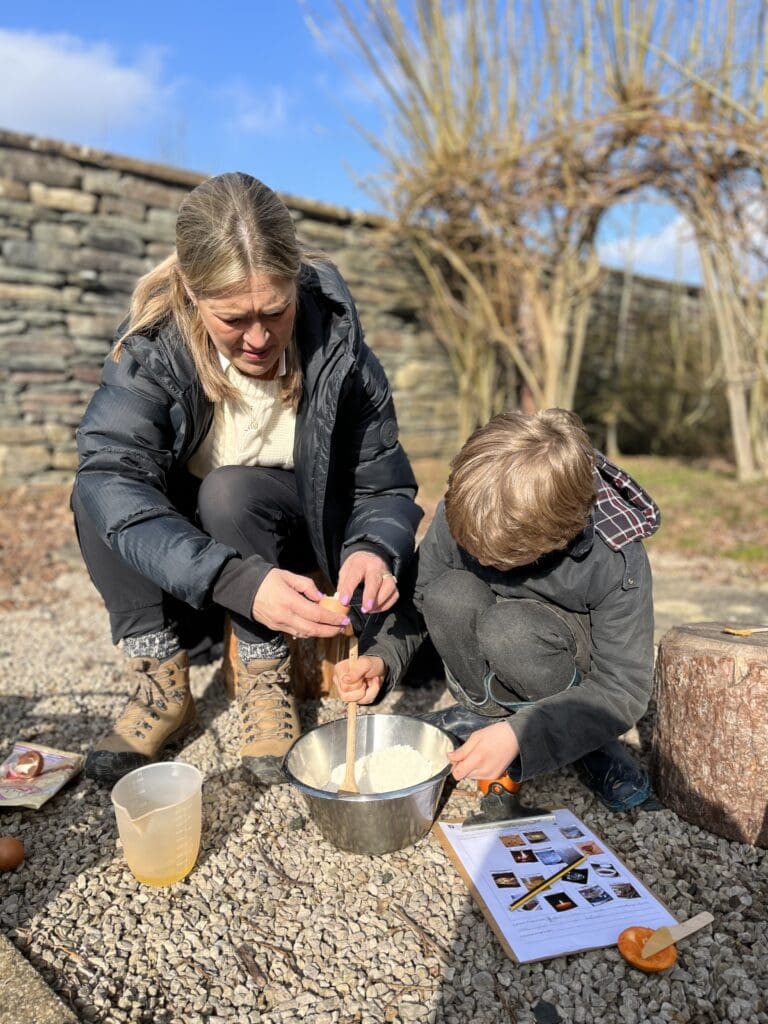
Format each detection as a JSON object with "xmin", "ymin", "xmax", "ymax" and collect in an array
[{"xmin": 111, "ymin": 762, "xmax": 202, "ymax": 886}]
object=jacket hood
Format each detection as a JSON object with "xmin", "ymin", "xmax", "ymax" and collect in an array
[{"xmin": 592, "ymin": 451, "xmax": 661, "ymax": 550}]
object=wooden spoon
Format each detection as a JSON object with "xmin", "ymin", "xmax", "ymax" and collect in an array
[{"xmin": 340, "ymin": 631, "xmax": 359, "ymax": 794}]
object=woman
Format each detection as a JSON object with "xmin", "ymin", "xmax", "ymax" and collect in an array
[{"xmin": 72, "ymin": 172, "xmax": 422, "ymax": 786}]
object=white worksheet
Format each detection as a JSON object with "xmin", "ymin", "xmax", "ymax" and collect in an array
[{"xmin": 435, "ymin": 808, "xmax": 677, "ymax": 962}]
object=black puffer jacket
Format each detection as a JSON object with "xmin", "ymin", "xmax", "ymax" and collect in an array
[{"xmin": 74, "ymin": 261, "xmax": 423, "ymax": 616}]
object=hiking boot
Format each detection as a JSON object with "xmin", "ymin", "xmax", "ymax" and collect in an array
[
  {"xmin": 236, "ymin": 656, "xmax": 299, "ymax": 784},
  {"xmin": 85, "ymin": 650, "xmax": 196, "ymax": 786},
  {"xmin": 573, "ymin": 739, "xmax": 657, "ymax": 811}
]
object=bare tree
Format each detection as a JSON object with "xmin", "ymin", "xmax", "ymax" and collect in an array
[{"xmin": 330, "ymin": 0, "xmax": 768, "ymax": 473}]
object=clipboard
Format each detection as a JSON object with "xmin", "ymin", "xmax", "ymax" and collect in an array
[{"xmin": 433, "ymin": 808, "xmax": 678, "ymax": 963}]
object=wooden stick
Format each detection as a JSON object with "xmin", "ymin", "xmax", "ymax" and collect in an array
[
  {"xmin": 641, "ymin": 911, "xmax": 714, "ymax": 958},
  {"xmin": 341, "ymin": 633, "xmax": 359, "ymax": 793},
  {"xmin": 507, "ymin": 855, "xmax": 587, "ymax": 912}
]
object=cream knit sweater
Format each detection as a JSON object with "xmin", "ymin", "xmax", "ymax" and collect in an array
[{"xmin": 187, "ymin": 353, "xmax": 296, "ymax": 478}]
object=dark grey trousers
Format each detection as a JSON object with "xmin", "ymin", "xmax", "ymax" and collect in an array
[
  {"xmin": 72, "ymin": 466, "xmax": 314, "ymax": 646},
  {"xmin": 421, "ymin": 569, "xmax": 591, "ymax": 716}
]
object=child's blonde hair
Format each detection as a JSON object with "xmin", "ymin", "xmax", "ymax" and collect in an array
[{"xmin": 444, "ymin": 409, "xmax": 597, "ymax": 567}]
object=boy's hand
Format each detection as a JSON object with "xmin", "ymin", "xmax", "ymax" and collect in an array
[
  {"xmin": 447, "ymin": 721, "xmax": 520, "ymax": 781},
  {"xmin": 337, "ymin": 552, "xmax": 398, "ymax": 614},
  {"xmin": 334, "ymin": 655, "xmax": 387, "ymax": 704}
]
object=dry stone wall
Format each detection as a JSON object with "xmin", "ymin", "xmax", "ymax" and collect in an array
[
  {"xmin": 0, "ymin": 128, "xmax": 712, "ymax": 487},
  {"xmin": 0, "ymin": 129, "xmax": 454, "ymax": 486}
]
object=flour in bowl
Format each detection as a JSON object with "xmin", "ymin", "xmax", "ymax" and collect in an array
[{"xmin": 327, "ymin": 744, "xmax": 441, "ymax": 794}]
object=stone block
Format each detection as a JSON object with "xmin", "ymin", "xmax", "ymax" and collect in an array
[
  {"xmin": 68, "ymin": 213, "xmax": 171, "ymax": 244},
  {"xmin": 121, "ymin": 177, "xmax": 188, "ymax": 209},
  {"xmin": 0, "ymin": 282, "xmax": 80, "ymax": 305},
  {"xmin": 31, "ymin": 222, "xmax": 80, "ymax": 246},
  {"xmin": 73, "ymin": 337, "xmax": 114, "ymax": 355},
  {"xmin": 99, "ymin": 271, "xmax": 142, "ymax": 293},
  {"xmin": 9, "ymin": 371, "xmax": 64, "ymax": 385},
  {"xmin": 146, "ymin": 207, "xmax": 178, "ymax": 229},
  {"xmin": 51, "ymin": 447, "xmax": 78, "ymax": 470},
  {"xmin": 2, "ymin": 239, "xmax": 74, "ymax": 272},
  {"xmin": 29, "ymin": 183, "xmax": 97, "ymax": 214},
  {"xmin": 0, "ymin": 266, "xmax": 65, "ymax": 287},
  {"xmin": 71, "ymin": 366, "xmax": 102, "ymax": 384},
  {"xmin": 74, "ymin": 247, "xmax": 146, "ymax": 274},
  {"xmin": 0, "ymin": 423, "xmax": 47, "ymax": 443},
  {"xmin": 0, "ymin": 442, "xmax": 50, "ymax": 475},
  {"xmin": 0, "ymin": 176, "xmax": 29, "ymax": 200},
  {"xmin": 0, "ymin": 198, "xmax": 36, "ymax": 225},
  {"xmin": 0, "ymin": 319, "xmax": 26, "ymax": 336},
  {"xmin": 100, "ymin": 195, "xmax": 146, "ymax": 219},
  {"xmin": 67, "ymin": 313, "xmax": 119, "ymax": 338},
  {"xmin": 0, "ymin": 225, "xmax": 28, "ymax": 240},
  {"xmin": 2, "ymin": 149, "xmax": 82, "ymax": 187},
  {"xmin": 146, "ymin": 241, "xmax": 175, "ymax": 259},
  {"xmin": 82, "ymin": 169, "xmax": 123, "ymax": 195},
  {"xmin": 79, "ymin": 223, "xmax": 144, "ymax": 256},
  {"xmin": 44, "ymin": 422, "xmax": 75, "ymax": 443}
]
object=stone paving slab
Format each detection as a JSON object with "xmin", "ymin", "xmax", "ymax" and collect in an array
[{"xmin": 0, "ymin": 930, "xmax": 77, "ymax": 1024}]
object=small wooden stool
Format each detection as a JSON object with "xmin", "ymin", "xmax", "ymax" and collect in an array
[
  {"xmin": 220, "ymin": 617, "xmax": 350, "ymax": 701},
  {"xmin": 651, "ymin": 622, "xmax": 768, "ymax": 848}
]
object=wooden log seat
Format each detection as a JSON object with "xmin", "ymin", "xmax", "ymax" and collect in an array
[{"xmin": 651, "ymin": 622, "xmax": 768, "ymax": 848}]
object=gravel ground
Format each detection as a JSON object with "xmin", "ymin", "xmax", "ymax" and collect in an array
[{"xmin": 1, "ymin": 564, "xmax": 767, "ymax": 1024}]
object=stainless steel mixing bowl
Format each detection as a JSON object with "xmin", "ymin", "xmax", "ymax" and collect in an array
[{"xmin": 283, "ymin": 713, "xmax": 456, "ymax": 855}]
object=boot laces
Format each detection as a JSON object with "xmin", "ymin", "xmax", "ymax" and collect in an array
[
  {"xmin": 118, "ymin": 659, "xmax": 185, "ymax": 740},
  {"xmin": 240, "ymin": 661, "xmax": 295, "ymax": 742}
]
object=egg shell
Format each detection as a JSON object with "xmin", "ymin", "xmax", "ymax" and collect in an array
[
  {"xmin": 0, "ymin": 836, "xmax": 25, "ymax": 872},
  {"xmin": 318, "ymin": 595, "xmax": 347, "ymax": 616}
]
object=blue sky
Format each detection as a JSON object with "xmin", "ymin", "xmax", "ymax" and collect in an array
[{"xmin": 0, "ymin": 1, "xmax": 700, "ymax": 283}]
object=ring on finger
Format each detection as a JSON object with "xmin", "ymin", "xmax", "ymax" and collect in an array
[{"xmin": 379, "ymin": 572, "xmax": 396, "ymax": 580}]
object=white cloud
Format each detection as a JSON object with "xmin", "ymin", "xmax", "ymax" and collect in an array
[
  {"xmin": 222, "ymin": 83, "xmax": 292, "ymax": 135},
  {"xmin": 598, "ymin": 212, "xmax": 702, "ymax": 284},
  {"xmin": 0, "ymin": 29, "xmax": 168, "ymax": 140}
]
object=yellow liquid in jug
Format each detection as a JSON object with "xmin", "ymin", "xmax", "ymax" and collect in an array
[
  {"xmin": 131, "ymin": 861, "xmax": 196, "ymax": 887},
  {"xmin": 121, "ymin": 822, "xmax": 200, "ymax": 887}
]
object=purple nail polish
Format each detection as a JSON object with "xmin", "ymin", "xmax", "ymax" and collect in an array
[
  {"xmin": 363, "ymin": 600, "xmax": 373, "ymax": 613},
  {"xmin": 342, "ymin": 616, "xmax": 351, "ymax": 626},
  {"xmin": 341, "ymin": 594, "xmax": 350, "ymax": 605}
]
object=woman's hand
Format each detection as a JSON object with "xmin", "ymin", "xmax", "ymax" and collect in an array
[
  {"xmin": 251, "ymin": 569, "xmax": 351, "ymax": 638},
  {"xmin": 337, "ymin": 552, "xmax": 398, "ymax": 614},
  {"xmin": 447, "ymin": 721, "xmax": 520, "ymax": 781},
  {"xmin": 333, "ymin": 655, "xmax": 387, "ymax": 704}
]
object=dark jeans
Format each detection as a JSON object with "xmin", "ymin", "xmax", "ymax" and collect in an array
[
  {"xmin": 421, "ymin": 569, "xmax": 590, "ymax": 715},
  {"xmin": 72, "ymin": 466, "xmax": 315, "ymax": 647}
]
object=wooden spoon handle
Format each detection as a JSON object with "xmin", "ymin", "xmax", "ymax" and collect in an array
[
  {"xmin": 342, "ymin": 632, "xmax": 359, "ymax": 792},
  {"xmin": 343, "ymin": 700, "xmax": 358, "ymax": 790}
]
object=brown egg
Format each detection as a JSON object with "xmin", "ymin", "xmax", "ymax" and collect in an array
[
  {"xmin": 318, "ymin": 595, "xmax": 354, "ymax": 636},
  {"xmin": 0, "ymin": 836, "xmax": 25, "ymax": 872},
  {"xmin": 318, "ymin": 595, "xmax": 348, "ymax": 616}
]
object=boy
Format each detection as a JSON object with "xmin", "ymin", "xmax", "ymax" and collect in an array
[{"xmin": 335, "ymin": 409, "xmax": 660, "ymax": 812}]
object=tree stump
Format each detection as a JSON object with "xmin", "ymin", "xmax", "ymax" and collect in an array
[{"xmin": 651, "ymin": 622, "xmax": 768, "ymax": 848}]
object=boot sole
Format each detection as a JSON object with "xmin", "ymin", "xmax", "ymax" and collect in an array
[
  {"xmin": 85, "ymin": 713, "xmax": 198, "ymax": 787},
  {"xmin": 241, "ymin": 755, "xmax": 288, "ymax": 785}
]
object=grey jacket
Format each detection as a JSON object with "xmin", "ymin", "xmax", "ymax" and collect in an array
[{"xmin": 388, "ymin": 453, "xmax": 660, "ymax": 780}]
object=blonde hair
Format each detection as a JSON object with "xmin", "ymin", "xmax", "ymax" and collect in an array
[
  {"xmin": 444, "ymin": 409, "xmax": 597, "ymax": 566},
  {"xmin": 114, "ymin": 172, "xmax": 304, "ymax": 408}
]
